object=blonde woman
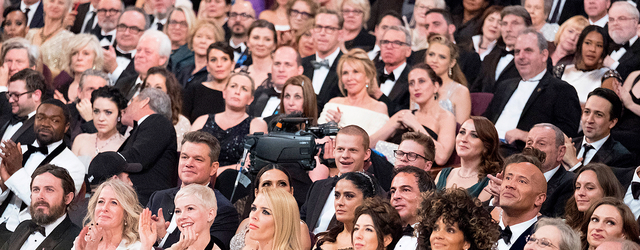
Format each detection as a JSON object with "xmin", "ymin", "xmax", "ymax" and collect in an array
[
  {"xmin": 340, "ymin": 0, "xmax": 375, "ymax": 51},
  {"xmin": 26, "ymin": 0, "xmax": 74, "ymax": 76},
  {"xmin": 53, "ymin": 34, "xmax": 104, "ymax": 103},
  {"xmin": 550, "ymin": 15, "xmax": 589, "ymax": 66},
  {"xmin": 244, "ymin": 187, "xmax": 302, "ymax": 250}
]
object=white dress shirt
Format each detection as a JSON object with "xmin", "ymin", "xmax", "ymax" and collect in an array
[
  {"xmin": 230, "ymin": 39, "xmax": 247, "ymax": 63},
  {"xmin": 381, "ymin": 62, "xmax": 407, "ymax": 96},
  {"xmin": 20, "ymin": 1, "xmax": 40, "ymax": 27},
  {"xmin": 368, "ymin": 45, "xmax": 380, "ymax": 61},
  {"xmin": 497, "ymin": 216, "xmax": 538, "ymax": 250},
  {"xmin": 495, "ymin": 52, "xmax": 514, "ymax": 81},
  {"xmin": 20, "ymin": 214, "xmax": 67, "ymax": 250},
  {"xmin": 472, "ymin": 35, "xmax": 497, "ymax": 61},
  {"xmin": 494, "ymin": 70, "xmax": 546, "ymax": 138},
  {"xmin": 260, "ymin": 88, "xmax": 282, "ymax": 117},
  {"xmin": 80, "ymin": 4, "xmax": 98, "ymax": 33},
  {"xmin": 569, "ymin": 135, "xmax": 610, "ymax": 171},
  {"xmin": 543, "ymin": 165, "xmax": 560, "ymax": 182},
  {"xmin": 109, "ymin": 46, "xmax": 137, "ymax": 83},
  {"xmin": 313, "ymin": 187, "xmax": 336, "ymax": 234},
  {"xmin": 394, "ymin": 223, "xmax": 419, "ymax": 250},
  {"xmin": 312, "ymin": 47, "xmax": 341, "ymax": 95},
  {"xmin": 609, "ymin": 35, "xmax": 638, "ymax": 70},
  {"xmin": 2, "ymin": 111, "xmax": 36, "ymax": 141},
  {"xmin": 590, "ymin": 15, "xmax": 608, "ymax": 28},
  {"xmin": 624, "ymin": 167, "xmax": 640, "ymax": 219}
]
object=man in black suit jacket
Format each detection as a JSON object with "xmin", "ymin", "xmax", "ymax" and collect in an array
[
  {"xmin": 564, "ymin": 88, "xmax": 635, "ymax": 171},
  {"xmin": 548, "ymin": 0, "xmax": 586, "ymax": 25},
  {"xmin": 147, "ymin": 131, "xmax": 238, "ymax": 250},
  {"xmin": 483, "ymin": 29, "xmax": 581, "ymax": 151},
  {"xmin": 0, "ymin": 64, "xmax": 45, "ymax": 146},
  {"xmin": 68, "ymin": 0, "xmax": 100, "ymax": 34},
  {"xmin": 1, "ymin": 164, "xmax": 81, "ymax": 250},
  {"xmin": 13, "ymin": 0, "xmax": 43, "ymax": 28},
  {"xmin": 371, "ymin": 25, "xmax": 411, "ymax": 116},
  {"xmin": 470, "ymin": 6, "xmax": 532, "ymax": 93},
  {"xmin": 603, "ymin": 1, "xmax": 640, "ymax": 81},
  {"xmin": 118, "ymin": 88, "xmax": 178, "ymax": 205},
  {"xmin": 301, "ymin": 8, "xmax": 344, "ymax": 113}
]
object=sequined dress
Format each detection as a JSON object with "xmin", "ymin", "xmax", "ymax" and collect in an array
[
  {"xmin": 200, "ymin": 114, "xmax": 253, "ymax": 166},
  {"xmin": 26, "ymin": 29, "xmax": 74, "ymax": 75}
]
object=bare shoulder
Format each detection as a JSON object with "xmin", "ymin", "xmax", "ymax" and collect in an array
[
  {"xmin": 373, "ymin": 100, "xmax": 388, "ymax": 115},
  {"xmin": 328, "ymin": 97, "xmax": 346, "ymax": 104}
]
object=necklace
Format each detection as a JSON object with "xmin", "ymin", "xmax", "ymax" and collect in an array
[
  {"xmin": 39, "ymin": 25, "xmax": 63, "ymax": 43},
  {"xmin": 95, "ymin": 133, "xmax": 121, "ymax": 154},
  {"xmin": 456, "ymin": 168, "xmax": 478, "ymax": 179}
]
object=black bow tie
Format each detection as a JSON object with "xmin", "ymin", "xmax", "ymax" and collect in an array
[
  {"xmin": 156, "ymin": 23, "xmax": 164, "ymax": 31},
  {"xmin": 500, "ymin": 226, "xmax": 513, "ymax": 244},
  {"xmin": 96, "ymin": 33, "xmax": 112, "ymax": 42},
  {"xmin": 9, "ymin": 114, "xmax": 27, "ymax": 125},
  {"xmin": 264, "ymin": 87, "xmax": 279, "ymax": 98},
  {"xmin": 232, "ymin": 46, "xmax": 243, "ymax": 54},
  {"xmin": 379, "ymin": 72, "xmax": 396, "ymax": 83},
  {"xmin": 115, "ymin": 49, "xmax": 132, "ymax": 60},
  {"xmin": 402, "ymin": 225, "xmax": 414, "ymax": 236},
  {"xmin": 27, "ymin": 144, "xmax": 48, "ymax": 155},
  {"xmin": 632, "ymin": 182, "xmax": 640, "ymax": 199},
  {"xmin": 27, "ymin": 221, "xmax": 46, "ymax": 236},
  {"xmin": 500, "ymin": 49, "xmax": 514, "ymax": 57},
  {"xmin": 614, "ymin": 42, "xmax": 631, "ymax": 51},
  {"xmin": 312, "ymin": 59, "xmax": 330, "ymax": 70}
]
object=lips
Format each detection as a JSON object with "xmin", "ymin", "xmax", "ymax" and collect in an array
[
  {"xmin": 249, "ymin": 223, "xmax": 259, "ymax": 230},
  {"xmin": 335, "ymin": 209, "xmax": 347, "ymax": 214},
  {"xmin": 180, "ymin": 222, "xmax": 194, "ymax": 228},
  {"xmin": 590, "ymin": 233, "xmax": 604, "ymax": 240}
]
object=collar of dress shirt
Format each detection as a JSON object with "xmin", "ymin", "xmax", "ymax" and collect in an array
[
  {"xmin": 590, "ymin": 14, "xmax": 608, "ymax": 27},
  {"xmin": 522, "ymin": 69, "xmax": 547, "ymax": 82},
  {"xmin": 543, "ymin": 165, "xmax": 560, "ymax": 182},
  {"xmin": 631, "ymin": 167, "xmax": 640, "ymax": 184},
  {"xmin": 21, "ymin": 1, "xmax": 40, "ymax": 11},
  {"xmin": 499, "ymin": 216, "xmax": 538, "ymax": 245},
  {"xmin": 316, "ymin": 47, "xmax": 341, "ymax": 66},
  {"xmin": 630, "ymin": 35, "xmax": 639, "ymax": 47},
  {"xmin": 583, "ymin": 134, "xmax": 609, "ymax": 152},
  {"xmin": 33, "ymin": 139, "xmax": 64, "ymax": 153},
  {"xmin": 137, "ymin": 114, "xmax": 151, "ymax": 126},
  {"xmin": 43, "ymin": 213, "xmax": 67, "ymax": 236},
  {"xmin": 26, "ymin": 110, "xmax": 36, "ymax": 119},
  {"xmin": 472, "ymin": 34, "xmax": 497, "ymax": 51},
  {"xmin": 385, "ymin": 62, "xmax": 407, "ymax": 78},
  {"xmin": 115, "ymin": 46, "xmax": 137, "ymax": 58}
]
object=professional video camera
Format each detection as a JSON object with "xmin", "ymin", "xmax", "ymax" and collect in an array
[{"xmin": 243, "ymin": 117, "xmax": 339, "ymax": 174}]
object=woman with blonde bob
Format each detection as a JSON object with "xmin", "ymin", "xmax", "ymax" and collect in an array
[
  {"xmin": 244, "ymin": 187, "xmax": 302, "ymax": 250},
  {"xmin": 73, "ymin": 179, "xmax": 142, "ymax": 250},
  {"xmin": 140, "ymin": 184, "xmax": 221, "ymax": 250},
  {"xmin": 550, "ymin": 15, "xmax": 589, "ymax": 67},
  {"xmin": 318, "ymin": 48, "xmax": 388, "ymax": 135},
  {"xmin": 53, "ymin": 34, "xmax": 104, "ymax": 103}
]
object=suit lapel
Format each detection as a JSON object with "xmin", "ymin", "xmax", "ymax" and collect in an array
[
  {"xmin": 547, "ymin": 166, "xmax": 566, "ymax": 195},
  {"xmin": 6, "ymin": 223, "xmax": 31, "ymax": 250},
  {"xmin": 37, "ymin": 216, "xmax": 73, "ymax": 250},
  {"xmin": 302, "ymin": 55, "xmax": 316, "ymax": 80},
  {"xmin": 510, "ymin": 221, "xmax": 536, "ymax": 250},
  {"xmin": 164, "ymin": 187, "xmax": 179, "ymax": 221},
  {"xmin": 497, "ymin": 60, "xmax": 516, "ymax": 82},
  {"xmin": 494, "ymin": 79, "xmax": 520, "ymax": 118},
  {"xmin": 0, "ymin": 120, "xmax": 10, "ymax": 139},
  {"xmin": 520, "ymin": 73, "xmax": 550, "ymax": 118},
  {"xmin": 388, "ymin": 66, "xmax": 410, "ymax": 100},
  {"xmin": 10, "ymin": 116, "xmax": 34, "ymax": 142},
  {"xmin": 592, "ymin": 137, "xmax": 614, "ymax": 164},
  {"xmin": 309, "ymin": 177, "xmax": 338, "ymax": 230},
  {"xmin": 318, "ymin": 52, "xmax": 343, "ymax": 99}
]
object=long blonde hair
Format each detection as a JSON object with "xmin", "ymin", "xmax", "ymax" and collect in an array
[
  {"xmin": 260, "ymin": 188, "xmax": 301, "ymax": 250},
  {"xmin": 427, "ymin": 34, "xmax": 467, "ymax": 86}
]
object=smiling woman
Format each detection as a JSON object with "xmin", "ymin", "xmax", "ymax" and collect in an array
[{"xmin": 351, "ymin": 197, "xmax": 403, "ymax": 250}]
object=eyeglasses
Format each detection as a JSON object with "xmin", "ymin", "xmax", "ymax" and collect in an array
[
  {"xmin": 342, "ymin": 9, "xmax": 364, "ymax": 16},
  {"xmin": 6, "ymin": 90, "xmax": 33, "ymax": 100},
  {"xmin": 168, "ymin": 20, "xmax": 188, "ymax": 27},
  {"xmin": 380, "ymin": 39, "xmax": 408, "ymax": 48},
  {"xmin": 116, "ymin": 24, "xmax": 144, "ymax": 34},
  {"xmin": 609, "ymin": 16, "xmax": 638, "ymax": 24},
  {"xmin": 394, "ymin": 150, "xmax": 428, "ymax": 162},
  {"xmin": 314, "ymin": 25, "xmax": 340, "ymax": 34},
  {"xmin": 290, "ymin": 9, "xmax": 313, "ymax": 19},
  {"xmin": 229, "ymin": 12, "xmax": 254, "ymax": 20},
  {"xmin": 96, "ymin": 8, "xmax": 121, "ymax": 15},
  {"xmin": 525, "ymin": 235, "xmax": 557, "ymax": 249}
]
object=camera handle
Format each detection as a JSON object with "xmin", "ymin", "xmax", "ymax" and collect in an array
[{"xmin": 230, "ymin": 137, "xmax": 257, "ymax": 202}]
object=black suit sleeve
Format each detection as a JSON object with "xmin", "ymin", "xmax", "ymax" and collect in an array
[
  {"xmin": 120, "ymin": 115, "xmax": 176, "ymax": 171},
  {"xmin": 551, "ymin": 83, "xmax": 581, "ymax": 138}
]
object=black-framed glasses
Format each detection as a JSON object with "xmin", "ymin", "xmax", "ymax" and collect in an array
[
  {"xmin": 342, "ymin": 9, "xmax": 364, "ymax": 16},
  {"xmin": 394, "ymin": 150, "xmax": 428, "ymax": 162},
  {"xmin": 116, "ymin": 24, "xmax": 144, "ymax": 34},
  {"xmin": 229, "ymin": 12, "xmax": 254, "ymax": 20},
  {"xmin": 168, "ymin": 20, "xmax": 188, "ymax": 27},
  {"xmin": 6, "ymin": 91, "xmax": 33, "ymax": 100},
  {"xmin": 314, "ymin": 25, "xmax": 340, "ymax": 34},
  {"xmin": 96, "ymin": 8, "xmax": 121, "ymax": 15},
  {"xmin": 380, "ymin": 40, "xmax": 408, "ymax": 48},
  {"xmin": 290, "ymin": 9, "xmax": 313, "ymax": 19},
  {"xmin": 525, "ymin": 235, "xmax": 557, "ymax": 249}
]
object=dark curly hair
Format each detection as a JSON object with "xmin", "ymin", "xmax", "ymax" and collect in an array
[
  {"xmin": 417, "ymin": 188, "xmax": 500, "ymax": 250},
  {"xmin": 352, "ymin": 197, "xmax": 403, "ymax": 250}
]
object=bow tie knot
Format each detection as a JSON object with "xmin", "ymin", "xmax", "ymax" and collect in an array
[
  {"xmin": 379, "ymin": 72, "xmax": 396, "ymax": 83},
  {"xmin": 27, "ymin": 221, "xmax": 46, "ymax": 236},
  {"xmin": 402, "ymin": 225, "xmax": 414, "ymax": 236},
  {"xmin": 614, "ymin": 42, "xmax": 631, "ymax": 51},
  {"xmin": 96, "ymin": 33, "xmax": 113, "ymax": 42},
  {"xmin": 115, "ymin": 49, "xmax": 132, "ymax": 60},
  {"xmin": 500, "ymin": 226, "xmax": 513, "ymax": 244},
  {"xmin": 232, "ymin": 46, "xmax": 243, "ymax": 54},
  {"xmin": 500, "ymin": 49, "xmax": 514, "ymax": 57},
  {"xmin": 27, "ymin": 144, "xmax": 48, "ymax": 155},
  {"xmin": 9, "ymin": 114, "xmax": 27, "ymax": 125},
  {"xmin": 312, "ymin": 59, "xmax": 330, "ymax": 70}
]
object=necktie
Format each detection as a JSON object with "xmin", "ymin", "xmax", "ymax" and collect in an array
[
  {"xmin": 581, "ymin": 144, "xmax": 594, "ymax": 165},
  {"xmin": 500, "ymin": 49, "xmax": 514, "ymax": 57},
  {"xmin": 8, "ymin": 114, "xmax": 27, "ymax": 125},
  {"xmin": 402, "ymin": 225, "xmax": 414, "ymax": 236},
  {"xmin": 22, "ymin": 144, "xmax": 48, "ymax": 166},
  {"xmin": 157, "ymin": 22, "xmax": 164, "ymax": 31},
  {"xmin": 115, "ymin": 50, "xmax": 132, "ymax": 60},
  {"xmin": 500, "ymin": 226, "xmax": 513, "ymax": 244},
  {"xmin": 632, "ymin": 182, "xmax": 640, "ymax": 199},
  {"xmin": 83, "ymin": 11, "xmax": 96, "ymax": 33},
  {"xmin": 24, "ymin": 8, "xmax": 30, "ymax": 15},
  {"xmin": 379, "ymin": 72, "xmax": 396, "ymax": 83},
  {"xmin": 548, "ymin": 0, "xmax": 561, "ymax": 23},
  {"xmin": 312, "ymin": 59, "xmax": 330, "ymax": 70},
  {"xmin": 27, "ymin": 221, "xmax": 46, "ymax": 236}
]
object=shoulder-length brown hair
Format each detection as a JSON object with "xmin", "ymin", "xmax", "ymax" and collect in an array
[
  {"xmin": 580, "ymin": 197, "xmax": 640, "ymax": 250},
  {"xmin": 279, "ymin": 75, "xmax": 317, "ymax": 125},
  {"xmin": 469, "ymin": 116, "xmax": 503, "ymax": 179},
  {"xmin": 142, "ymin": 66, "xmax": 182, "ymax": 125}
]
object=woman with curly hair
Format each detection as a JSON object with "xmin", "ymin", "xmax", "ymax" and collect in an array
[
  {"xmin": 352, "ymin": 197, "xmax": 403, "ymax": 250},
  {"xmin": 436, "ymin": 116, "xmax": 503, "ymax": 198},
  {"xmin": 417, "ymin": 188, "xmax": 499, "ymax": 250}
]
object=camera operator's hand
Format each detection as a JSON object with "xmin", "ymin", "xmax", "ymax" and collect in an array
[{"xmin": 310, "ymin": 137, "xmax": 333, "ymax": 181}]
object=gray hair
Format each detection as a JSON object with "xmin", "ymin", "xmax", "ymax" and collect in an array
[
  {"xmin": 610, "ymin": 1, "xmax": 640, "ymax": 24},
  {"xmin": 1, "ymin": 38, "xmax": 39, "ymax": 68},
  {"xmin": 384, "ymin": 25, "xmax": 412, "ymax": 46},
  {"xmin": 519, "ymin": 28, "xmax": 548, "ymax": 51},
  {"xmin": 534, "ymin": 218, "xmax": 580, "ymax": 250},
  {"xmin": 138, "ymin": 88, "xmax": 171, "ymax": 120},
  {"xmin": 63, "ymin": 34, "xmax": 104, "ymax": 73},
  {"xmin": 79, "ymin": 69, "xmax": 111, "ymax": 90},
  {"xmin": 501, "ymin": 5, "xmax": 533, "ymax": 26},
  {"xmin": 119, "ymin": 7, "xmax": 151, "ymax": 30},
  {"xmin": 139, "ymin": 30, "xmax": 172, "ymax": 61},
  {"xmin": 522, "ymin": 0, "xmax": 553, "ymax": 17},
  {"xmin": 532, "ymin": 123, "xmax": 564, "ymax": 146}
]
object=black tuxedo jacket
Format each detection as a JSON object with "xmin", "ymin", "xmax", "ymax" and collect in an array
[
  {"xmin": 613, "ymin": 39, "xmax": 640, "ymax": 81},
  {"xmin": 612, "ymin": 166, "xmax": 635, "ymax": 191},
  {"xmin": 0, "ymin": 215, "xmax": 81, "ymax": 250},
  {"xmin": 113, "ymin": 60, "xmax": 139, "ymax": 101},
  {"xmin": 118, "ymin": 114, "xmax": 178, "ymax": 205},
  {"xmin": 375, "ymin": 63, "xmax": 411, "ymax": 116},
  {"xmin": 26, "ymin": 2, "xmax": 44, "ymax": 28},
  {"xmin": 0, "ymin": 116, "xmax": 36, "ymax": 146},
  {"xmin": 483, "ymin": 71, "xmax": 582, "ymax": 140},
  {"xmin": 301, "ymin": 52, "xmax": 344, "ymax": 113},
  {"xmin": 572, "ymin": 136, "xmax": 636, "ymax": 169},
  {"xmin": 555, "ymin": 0, "xmax": 586, "ymax": 24},
  {"xmin": 300, "ymin": 176, "xmax": 337, "ymax": 231},
  {"xmin": 507, "ymin": 221, "xmax": 537, "ymax": 250},
  {"xmin": 540, "ymin": 166, "xmax": 575, "ymax": 217},
  {"xmin": 147, "ymin": 187, "xmax": 239, "ymax": 250},
  {"xmin": 247, "ymin": 84, "xmax": 278, "ymax": 117},
  {"xmin": 69, "ymin": 2, "xmax": 91, "ymax": 34},
  {"xmin": 470, "ymin": 46, "xmax": 520, "ymax": 93}
]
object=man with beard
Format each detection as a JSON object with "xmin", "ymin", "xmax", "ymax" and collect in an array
[
  {"xmin": 148, "ymin": 0, "xmax": 174, "ymax": 31},
  {"xmin": 0, "ymin": 96, "xmax": 84, "ymax": 242},
  {"xmin": 0, "ymin": 164, "xmax": 80, "ymax": 250},
  {"xmin": 227, "ymin": 1, "xmax": 255, "ymax": 62},
  {"xmin": 90, "ymin": 0, "xmax": 124, "ymax": 46},
  {"xmin": 603, "ymin": 1, "xmax": 640, "ymax": 80}
]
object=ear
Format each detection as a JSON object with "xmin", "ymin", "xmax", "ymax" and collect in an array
[
  {"xmin": 404, "ymin": 46, "xmax": 412, "ymax": 58},
  {"xmin": 383, "ymin": 234, "xmax": 393, "ymax": 247},
  {"xmin": 425, "ymin": 161, "xmax": 433, "ymax": 171},
  {"xmin": 557, "ymin": 144, "xmax": 566, "ymax": 162},
  {"xmin": 449, "ymin": 58, "xmax": 457, "ymax": 70},
  {"xmin": 139, "ymin": 97, "xmax": 151, "ymax": 108},
  {"xmin": 535, "ymin": 192, "xmax": 546, "ymax": 207},
  {"xmin": 209, "ymin": 161, "xmax": 219, "ymax": 177},
  {"xmin": 364, "ymin": 148, "xmax": 372, "ymax": 163},
  {"xmin": 297, "ymin": 65, "xmax": 304, "ymax": 75},
  {"xmin": 541, "ymin": 49, "xmax": 549, "ymax": 63},
  {"xmin": 208, "ymin": 207, "xmax": 217, "ymax": 223},
  {"xmin": 159, "ymin": 56, "xmax": 169, "ymax": 68},
  {"xmin": 608, "ymin": 118, "xmax": 618, "ymax": 129},
  {"xmin": 64, "ymin": 191, "xmax": 74, "ymax": 206},
  {"xmin": 448, "ymin": 24, "xmax": 456, "ymax": 39},
  {"xmin": 463, "ymin": 240, "xmax": 471, "ymax": 250},
  {"xmin": 64, "ymin": 121, "xmax": 70, "ymax": 134},
  {"xmin": 32, "ymin": 89, "xmax": 43, "ymax": 102}
]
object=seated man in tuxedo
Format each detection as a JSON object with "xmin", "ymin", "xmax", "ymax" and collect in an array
[
  {"xmin": 66, "ymin": 69, "xmax": 109, "ymax": 144},
  {"xmin": 147, "ymin": 0, "xmax": 174, "ymax": 31},
  {"xmin": 483, "ymin": 29, "xmax": 581, "ymax": 152},
  {"xmin": 147, "ymin": 131, "xmax": 238, "ymax": 250},
  {"xmin": 227, "ymin": 0, "xmax": 255, "ymax": 64},
  {"xmin": 301, "ymin": 125, "xmax": 372, "ymax": 234},
  {"xmin": 603, "ymin": 1, "xmax": 640, "ymax": 81},
  {"xmin": 368, "ymin": 11, "xmax": 403, "ymax": 62},
  {"xmin": 564, "ymin": 88, "xmax": 635, "ymax": 171},
  {"xmin": 12, "ymin": 0, "xmax": 43, "ymax": 28},
  {"xmin": 371, "ymin": 25, "xmax": 411, "ymax": 116},
  {"xmin": 248, "ymin": 46, "xmax": 303, "ymax": 118},
  {"xmin": 585, "ymin": 0, "xmax": 609, "ymax": 27},
  {"xmin": 390, "ymin": 166, "xmax": 435, "ymax": 250},
  {"xmin": 494, "ymin": 154, "xmax": 547, "ymax": 250},
  {"xmin": 470, "ymin": 6, "xmax": 532, "ymax": 93},
  {"xmin": 69, "ymin": 0, "xmax": 99, "ymax": 34},
  {"xmin": 394, "ymin": 132, "xmax": 435, "ymax": 171},
  {"xmin": 0, "ymin": 67, "xmax": 45, "ymax": 146},
  {"xmin": 102, "ymin": 7, "xmax": 148, "ymax": 87},
  {"xmin": 301, "ymin": 8, "xmax": 344, "ymax": 113},
  {"xmin": 114, "ymin": 29, "xmax": 170, "ymax": 100},
  {"xmin": 118, "ymin": 87, "xmax": 177, "ymax": 205},
  {"xmin": 0, "ymin": 97, "xmax": 85, "ymax": 242},
  {"xmin": 547, "ymin": 0, "xmax": 586, "ymax": 25},
  {"xmin": 0, "ymin": 164, "xmax": 81, "ymax": 250},
  {"xmin": 91, "ymin": 0, "xmax": 123, "ymax": 46}
]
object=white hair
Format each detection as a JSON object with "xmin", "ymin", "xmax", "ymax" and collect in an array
[{"xmin": 139, "ymin": 30, "xmax": 172, "ymax": 59}]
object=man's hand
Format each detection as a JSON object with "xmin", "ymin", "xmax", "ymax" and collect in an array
[
  {"xmin": 64, "ymin": 10, "xmax": 77, "ymax": 29},
  {"xmin": 0, "ymin": 140, "xmax": 22, "ymax": 178},
  {"xmin": 504, "ymin": 129, "xmax": 528, "ymax": 144},
  {"xmin": 151, "ymin": 208, "xmax": 169, "ymax": 241},
  {"xmin": 0, "ymin": 64, "xmax": 9, "ymax": 88},
  {"xmin": 562, "ymin": 134, "xmax": 581, "ymax": 169},
  {"xmin": 102, "ymin": 46, "xmax": 118, "ymax": 74},
  {"xmin": 77, "ymin": 99, "xmax": 94, "ymax": 121},
  {"xmin": 483, "ymin": 172, "xmax": 503, "ymax": 207}
]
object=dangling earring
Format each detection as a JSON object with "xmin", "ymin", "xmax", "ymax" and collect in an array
[
  {"xmin": 448, "ymin": 67, "xmax": 452, "ymax": 77},
  {"xmin": 117, "ymin": 117, "xmax": 121, "ymax": 122},
  {"xmin": 366, "ymin": 84, "xmax": 369, "ymax": 88},
  {"xmin": 434, "ymin": 92, "xmax": 439, "ymax": 100}
]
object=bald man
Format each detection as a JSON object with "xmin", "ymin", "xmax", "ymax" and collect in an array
[{"xmin": 496, "ymin": 154, "xmax": 547, "ymax": 250}]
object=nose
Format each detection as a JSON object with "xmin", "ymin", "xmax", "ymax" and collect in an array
[
  {"xmin": 353, "ymin": 228, "xmax": 364, "ymax": 240},
  {"xmin": 391, "ymin": 190, "xmax": 402, "ymax": 200}
]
